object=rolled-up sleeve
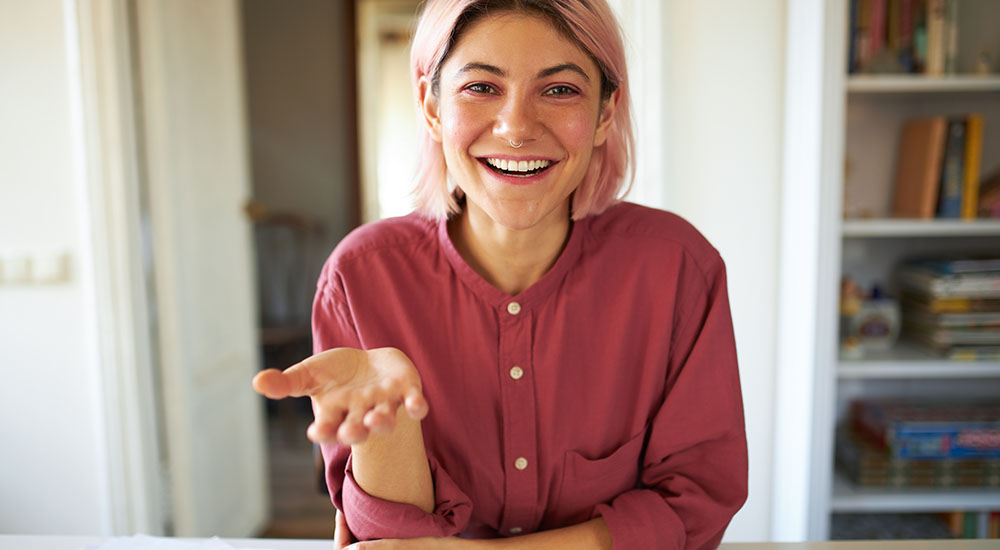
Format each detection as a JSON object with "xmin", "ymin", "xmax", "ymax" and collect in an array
[
  {"xmin": 593, "ymin": 254, "xmax": 748, "ymax": 549},
  {"xmin": 313, "ymin": 267, "xmax": 474, "ymax": 540}
]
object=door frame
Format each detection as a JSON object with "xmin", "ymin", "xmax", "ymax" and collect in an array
[{"xmin": 69, "ymin": 0, "xmax": 167, "ymax": 535}]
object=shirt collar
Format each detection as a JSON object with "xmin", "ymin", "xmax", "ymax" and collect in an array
[{"xmin": 436, "ymin": 212, "xmax": 588, "ymax": 312}]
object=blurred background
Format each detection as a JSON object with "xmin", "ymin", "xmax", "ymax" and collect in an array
[{"xmin": 1, "ymin": 0, "xmax": 998, "ymax": 543}]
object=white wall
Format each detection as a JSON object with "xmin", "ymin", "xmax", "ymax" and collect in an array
[
  {"xmin": 661, "ymin": 1, "xmax": 785, "ymax": 541},
  {"xmin": 0, "ymin": 0, "xmax": 109, "ymax": 534},
  {"xmin": 616, "ymin": 0, "xmax": 787, "ymax": 541}
]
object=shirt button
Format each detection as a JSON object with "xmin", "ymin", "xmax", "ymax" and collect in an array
[
  {"xmin": 506, "ymin": 301, "xmax": 521, "ymax": 315},
  {"xmin": 514, "ymin": 457, "xmax": 528, "ymax": 470},
  {"xmin": 509, "ymin": 366, "xmax": 524, "ymax": 380},
  {"xmin": 509, "ymin": 527, "xmax": 523, "ymax": 534}
]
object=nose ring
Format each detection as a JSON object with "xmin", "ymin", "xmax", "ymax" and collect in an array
[{"xmin": 509, "ymin": 140, "xmax": 524, "ymax": 149}]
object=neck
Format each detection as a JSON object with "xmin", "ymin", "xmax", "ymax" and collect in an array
[{"xmin": 449, "ymin": 200, "xmax": 572, "ymax": 296}]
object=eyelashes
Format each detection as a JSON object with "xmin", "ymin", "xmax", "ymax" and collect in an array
[{"xmin": 461, "ymin": 83, "xmax": 582, "ymax": 97}]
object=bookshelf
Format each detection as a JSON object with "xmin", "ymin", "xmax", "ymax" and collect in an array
[{"xmin": 793, "ymin": 0, "xmax": 1000, "ymax": 541}]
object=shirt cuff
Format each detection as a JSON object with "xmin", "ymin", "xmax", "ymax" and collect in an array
[
  {"xmin": 342, "ymin": 454, "xmax": 473, "ymax": 540},
  {"xmin": 593, "ymin": 490, "xmax": 686, "ymax": 550}
]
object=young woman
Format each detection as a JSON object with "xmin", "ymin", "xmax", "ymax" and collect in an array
[{"xmin": 253, "ymin": 1, "xmax": 747, "ymax": 548}]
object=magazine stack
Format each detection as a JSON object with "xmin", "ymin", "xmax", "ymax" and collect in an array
[
  {"xmin": 897, "ymin": 258, "xmax": 1000, "ymax": 360},
  {"xmin": 836, "ymin": 398, "xmax": 1000, "ymax": 489}
]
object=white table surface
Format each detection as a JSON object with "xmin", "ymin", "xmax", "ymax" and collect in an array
[{"xmin": 2, "ymin": 536, "xmax": 999, "ymax": 549}]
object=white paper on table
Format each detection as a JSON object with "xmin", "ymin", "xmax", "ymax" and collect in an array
[{"xmin": 81, "ymin": 534, "xmax": 276, "ymax": 550}]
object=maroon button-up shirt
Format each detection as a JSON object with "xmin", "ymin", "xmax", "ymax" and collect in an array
[{"xmin": 315, "ymin": 202, "xmax": 747, "ymax": 549}]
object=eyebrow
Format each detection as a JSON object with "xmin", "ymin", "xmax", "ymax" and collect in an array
[{"xmin": 456, "ymin": 62, "xmax": 591, "ymax": 82}]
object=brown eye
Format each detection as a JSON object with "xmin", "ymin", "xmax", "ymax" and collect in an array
[
  {"xmin": 544, "ymin": 85, "xmax": 578, "ymax": 97},
  {"xmin": 466, "ymin": 83, "xmax": 498, "ymax": 94}
]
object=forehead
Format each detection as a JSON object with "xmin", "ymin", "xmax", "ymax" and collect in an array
[{"xmin": 443, "ymin": 13, "xmax": 599, "ymax": 78}]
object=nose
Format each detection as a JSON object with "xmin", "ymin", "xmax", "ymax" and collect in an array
[{"xmin": 493, "ymin": 93, "xmax": 537, "ymax": 146}]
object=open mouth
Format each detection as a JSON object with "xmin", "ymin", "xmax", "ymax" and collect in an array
[{"xmin": 480, "ymin": 157, "xmax": 556, "ymax": 178}]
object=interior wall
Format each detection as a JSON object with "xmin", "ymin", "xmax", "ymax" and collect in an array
[
  {"xmin": 241, "ymin": 0, "xmax": 358, "ymax": 325},
  {"xmin": 659, "ymin": 0, "xmax": 786, "ymax": 541},
  {"xmin": 0, "ymin": 0, "xmax": 108, "ymax": 534}
]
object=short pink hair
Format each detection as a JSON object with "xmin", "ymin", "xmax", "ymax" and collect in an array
[{"xmin": 409, "ymin": 0, "xmax": 635, "ymax": 221}]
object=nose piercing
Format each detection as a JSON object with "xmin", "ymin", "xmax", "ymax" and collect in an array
[{"xmin": 509, "ymin": 140, "xmax": 524, "ymax": 149}]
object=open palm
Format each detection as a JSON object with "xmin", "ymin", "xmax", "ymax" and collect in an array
[{"xmin": 252, "ymin": 347, "xmax": 428, "ymax": 445}]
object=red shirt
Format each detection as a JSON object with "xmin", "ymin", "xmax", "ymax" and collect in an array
[{"xmin": 314, "ymin": 202, "xmax": 747, "ymax": 549}]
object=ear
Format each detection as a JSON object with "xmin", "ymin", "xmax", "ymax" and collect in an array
[
  {"xmin": 418, "ymin": 76, "xmax": 443, "ymax": 143},
  {"xmin": 593, "ymin": 87, "xmax": 621, "ymax": 148}
]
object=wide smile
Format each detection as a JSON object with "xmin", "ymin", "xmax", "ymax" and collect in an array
[{"xmin": 479, "ymin": 157, "xmax": 558, "ymax": 178}]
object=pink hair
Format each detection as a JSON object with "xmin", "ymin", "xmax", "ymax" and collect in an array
[{"xmin": 409, "ymin": 0, "xmax": 635, "ymax": 221}]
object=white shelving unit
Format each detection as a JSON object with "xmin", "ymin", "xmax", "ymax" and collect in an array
[
  {"xmin": 791, "ymin": 0, "xmax": 1000, "ymax": 541},
  {"xmin": 831, "ymin": 474, "xmax": 1000, "ymax": 514}
]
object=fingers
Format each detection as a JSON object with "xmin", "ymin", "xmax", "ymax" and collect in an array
[
  {"xmin": 337, "ymin": 404, "xmax": 369, "ymax": 444},
  {"xmin": 251, "ymin": 363, "xmax": 320, "ymax": 400},
  {"xmin": 363, "ymin": 401, "xmax": 398, "ymax": 434},
  {"xmin": 403, "ymin": 386, "xmax": 429, "ymax": 420},
  {"xmin": 251, "ymin": 368, "xmax": 291, "ymax": 399},
  {"xmin": 334, "ymin": 510, "xmax": 352, "ymax": 549},
  {"xmin": 253, "ymin": 348, "xmax": 366, "ymax": 400}
]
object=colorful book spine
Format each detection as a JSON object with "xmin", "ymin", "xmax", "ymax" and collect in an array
[
  {"xmin": 961, "ymin": 114, "xmax": 985, "ymax": 220},
  {"xmin": 944, "ymin": 0, "xmax": 959, "ymax": 74},
  {"xmin": 925, "ymin": 0, "xmax": 946, "ymax": 75},
  {"xmin": 937, "ymin": 118, "xmax": 966, "ymax": 218}
]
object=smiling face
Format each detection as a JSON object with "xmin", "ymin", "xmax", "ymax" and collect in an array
[{"xmin": 420, "ymin": 13, "xmax": 618, "ymax": 231}]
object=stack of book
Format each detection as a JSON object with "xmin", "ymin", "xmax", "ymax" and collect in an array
[
  {"xmin": 849, "ymin": 0, "xmax": 959, "ymax": 75},
  {"xmin": 836, "ymin": 398, "xmax": 1000, "ymax": 488},
  {"xmin": 891, "ymin": 114, "xmax": 985, "ymax": 220},
  {"xmin": 897, "ymin": 258, "xmax": 1000, "ymax": 360}
]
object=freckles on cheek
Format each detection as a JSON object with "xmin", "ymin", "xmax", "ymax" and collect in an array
[
  {"xmin": 441, "ymin": 107, "xmax": 480, "ymax": 145},
  {"xmin": 559, "ymin": 112, "xmax": 599, "ymax": 147}
]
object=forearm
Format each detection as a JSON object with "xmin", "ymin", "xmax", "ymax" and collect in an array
[
  {"xmin": 351, "ymin": 405, "xmax": 434, "ymax": 513},
  {"xmin": 466, "ymin": 518, "xmax": 612, "ymax": 550}
]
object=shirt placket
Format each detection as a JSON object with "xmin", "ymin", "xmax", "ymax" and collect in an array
[{"xmin": 497, "ymin": 299, "xmax": 538, "ymax": 535}]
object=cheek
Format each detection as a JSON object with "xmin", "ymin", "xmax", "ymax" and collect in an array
[
  {"xmin": 552, "ymin": 109, "xmax": 599, "ymax": 151},
  {"xmin": 440, "ymin": 103, "xmax": 490, "ymax": 149}
]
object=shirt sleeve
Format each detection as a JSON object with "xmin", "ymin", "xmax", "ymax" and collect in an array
[
  {"xmin": 592, "ymin": 253, "xmax": 748, "ymax": 550},
  {"xmin": 312, "ymin": 268, "xmax": 474, "ymax": 541}
]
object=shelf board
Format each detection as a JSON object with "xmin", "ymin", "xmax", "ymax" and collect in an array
[
  {"xmin": 847, "ymin": 74, "xmax": 1000, "ymax": 93},
  {"xmin": 832, "ymin": 473, "xmax": 1000, "ymax": 513},
  {"xmin": 839, "ymin": 342, "xmax": 1000, "ymax": 378},
  {"xmin": 838, "ymin": 361, "xmax": 1000, "ymax": 379},
  {"xmin": 842, "ymin": 218, "xmax": 1000, "ymax": 238}
]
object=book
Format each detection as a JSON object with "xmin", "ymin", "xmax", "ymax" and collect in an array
[
  {"xmin": 925, "ymin": 0, "xmax": 946, "ymax": 75},
  {"xmin": 961, "ymin": 114, "xmax": 985, "ymax": 220},
  {"xmin": 897, "ymin": 265, "xmax": 1000, "ymax": 298},
  {"xmin": 851, "ymin": 399, "xmax": 1000, "ymax": 459},
  {"xmin": 947, "ymin": 345, "xmax": 1000, "ymax": 361},
  {"xmin": 892, "ymin": 117, "xmax": 947, "ymax": 218},
  {"xmin": 902, "ymin": 293, "xmax": 1000, "ymax": 314},
  {"xmin": 981, "ymin": 168, "xmax": 1000, "ymax": 218},
  {"xmin": 903, "ymin": 258, "xmax": 1000, "ymax": 275},
  {"xmin": 944, "ymin": 0, "xmax": 959, "ymax": 74},
  {"xmin": 936, "ymin": 118, "xmax": 966, "ymax": 218}
]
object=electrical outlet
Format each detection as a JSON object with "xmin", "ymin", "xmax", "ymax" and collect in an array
[
  {"xmin": 34, "ymin": 252, "xmax": 70, "ymax": 284},
  {"xmin": 0, "ymin": 253, "xmax": 32, "ymax": 284}
]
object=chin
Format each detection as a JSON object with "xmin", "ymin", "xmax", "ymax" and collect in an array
[{"xmin": 481, "ymin": 200, "xmax": 560, "ymax": 231}]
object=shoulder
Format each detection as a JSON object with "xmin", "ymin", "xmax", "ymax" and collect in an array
[
  {"xmin": 585, "ymin": 202, "xmax": 724, "ymax": 276},
  {"xmin": 319, "ymin": 213, "xmax": 437, "ymax": 283}
]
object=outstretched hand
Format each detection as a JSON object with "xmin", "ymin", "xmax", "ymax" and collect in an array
[{"xmin": 252, "ymin": 347, "xmax": 429, "ymax": 445}]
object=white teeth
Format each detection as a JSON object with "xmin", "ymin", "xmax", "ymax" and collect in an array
[{"xmin": 485, "ymin": 158, "xmax": 551, "ymax": 173}]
